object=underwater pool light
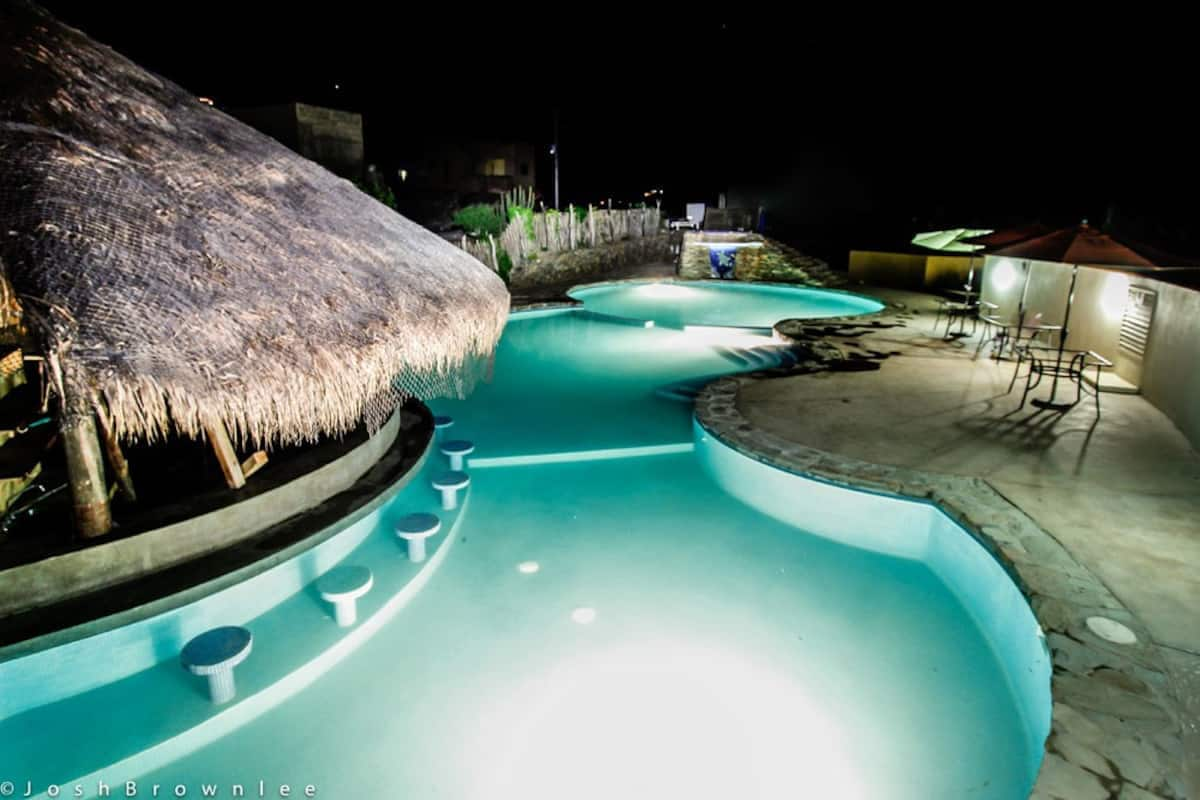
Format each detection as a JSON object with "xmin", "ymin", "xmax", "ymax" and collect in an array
[
  {"xmin": 638, "ymin": 283, "xmax": 695, "ymax": 300},
  {"xmin": 571, "ymin": 607, "xmax": 597, "ymax": 624},
  {"xmin": 518, "ymin": 561, "xmax": 540, "ymax": 574},
  {"xmin": 468, "ymin": 641, "xmax": 866, "ymax": 799}
]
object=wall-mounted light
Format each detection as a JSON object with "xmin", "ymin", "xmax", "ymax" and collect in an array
[
  {"xmin": 1099, "ymin": 273, "xmax": 1131, "ymax": 320},
  {"xmin": 398, "ymin": 169, "xmax": 408, "ymax": 183},
  {"xmin": 991, "ymin": 259, "xmax": 1019, "ymax": 293}
]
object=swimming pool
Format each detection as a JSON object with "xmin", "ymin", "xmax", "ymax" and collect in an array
[
  {"xmin": 568, "ymin": 280, "xmax": 884, "ymax": 329},
  {"xmin": 0, "ymin": 281, "xmax": 1049, "ymax": 799}
]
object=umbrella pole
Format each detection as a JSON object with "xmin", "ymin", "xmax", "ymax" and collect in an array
[
  {"xmin": 1015, "ymin": 260, "xmax": 1032, "ymax": 348},
  {"xmin": 1046, "ymin": 264, "xmax": 1078, "ymax": 403}
]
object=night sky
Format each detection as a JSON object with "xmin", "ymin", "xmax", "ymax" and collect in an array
[{"xmin": 36, "ymin": 3, "xmax": 1200, "ymax": 264}]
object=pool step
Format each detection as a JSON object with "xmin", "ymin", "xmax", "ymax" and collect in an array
[{"xmin": 713, "ymin": 344, "xmax": 799, "ymax": 371}]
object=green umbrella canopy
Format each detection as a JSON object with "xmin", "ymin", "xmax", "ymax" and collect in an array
[{"xmin": 911, "ymin": 228, "xmax": 994, "ymax": 253}]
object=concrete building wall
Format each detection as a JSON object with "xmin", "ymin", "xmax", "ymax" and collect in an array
[
  {"xmin": 980, "ymin": 255, "xmax": 1200, "ymax": 450},
  {"xmin": 849, "ymin": 250, "xmax": 930, "ymax": 289},
  {"xmin": 848, "ymin": 251, "xmax": 980, "ymax": 290},
  {"xmin": 230, "ymin": 103, "xmax": 364, "ymax": 180},
  {"xmin": 1140, "ymin": 281, "xmax": 1200, "ymax": 450},
  {"xmin": 293, "ymin": 103, "xmax": 364, "ymax": 179}
]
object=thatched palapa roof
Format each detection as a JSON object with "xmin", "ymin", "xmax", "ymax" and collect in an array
[{"xmin": 0, "ymin": 1, "xmax": 509, "ymax": 446}]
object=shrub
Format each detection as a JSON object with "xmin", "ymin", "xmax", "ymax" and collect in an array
[
  {"xmin": 453, "ymin": 204, "xmax": 505, "ymax": 238},
  {"xmin": 507, "ymin": 204, "xmax": 535, "ymax": 241},
  {"xmin": 496, "ymin": 248, "xmax": 513, "ymax": 284}
]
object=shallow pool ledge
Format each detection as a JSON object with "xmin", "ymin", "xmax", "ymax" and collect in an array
[{"xmin": 694, "ymin": 376, "xmax": 1191, "ymax": 800}]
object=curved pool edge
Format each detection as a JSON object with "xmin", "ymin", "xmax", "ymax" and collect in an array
[
  {"xmin": 0, "ymin": 409, "xmax": 438, "ymax": 720},
  {"xmin": 561, "ymin": 277, "xmax": 887, "ymax": 330},
  {"xmin": 27, "ymin": 490, "xmax": 472, "ymax": 800},
  {"xmin": 694, "ymin": 375, "xmax": 1189, "ymax": 799},
  {"xmin": 563, "ymin": 275, "xmax": 884, "ymax": 306},
  {"xmin": 0, "ymin": 409, "xmax": 421, "ymax": 667},
  {"xmin": 0, "ymin": 423, "xmax": 476, "ymax": 795}
]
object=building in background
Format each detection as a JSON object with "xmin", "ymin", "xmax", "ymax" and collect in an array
[
  {"xmin": 229, "ymin": 102, "xmax": 364, "ymax": 180},
  {"xmin": 406, "ymin": 140, "xmax": 537, "ymax": 201}
]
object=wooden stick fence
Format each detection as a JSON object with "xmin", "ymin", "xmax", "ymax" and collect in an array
[{"xmin": 462, "ymin": 205, "xmax": 663, "ymax": 274}]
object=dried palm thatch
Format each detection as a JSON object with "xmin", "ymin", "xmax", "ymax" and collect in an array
[{"xmin": 0, "ymin": 1, "xmax": 509, "ymax": 449}]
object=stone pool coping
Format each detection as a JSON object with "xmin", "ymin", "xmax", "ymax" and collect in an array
[{"xmin": 695, "ymin": 375, "xmax": 1190, "ymax": 799}]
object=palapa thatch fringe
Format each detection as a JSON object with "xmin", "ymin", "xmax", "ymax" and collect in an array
[{"xmin": 0, "ymin": 1, "xmax": 509, "ymax": 448}]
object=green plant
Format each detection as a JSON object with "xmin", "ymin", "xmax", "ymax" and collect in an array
[
  {"xmin": 507, "ymin": 204, "xmax": 536, "ymax": 242},
  {"xmin": 496, "ymin": 248, "xmax": 513, "ymax": 284},
  {"xmin": 357, "ymin": 179, "xmax": 397, "ymax": 210},
  {"xmin": 574, "ymin": 205, "xmax": 588, "ymax": 223},
  {"xmin": 453, "ymin": 204, "xmax": 505, "ymax": 238}
]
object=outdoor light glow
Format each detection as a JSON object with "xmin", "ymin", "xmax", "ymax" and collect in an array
[
  {"xmin": 468, "ymin": 641, "xmax": 867, "ymax": 800},
  {"xmin": 1100, "ymin": 274, "xmax": 1131, "ymax": 320},
  {"xmin": 680, "ymin": 324, "xmax": 771, "ymax": 349},
  {"xmin": 637, "ymin": 282, "xmax": 696, "ymax": 300},
  {"xmin": 571, "ymin": 607, "xmax": 597, "ymax": 624},
  {"xmin": 991, "ymin": 259, "xmax": 1019, "ymax": 293},
  {"xmin": 517, "ymin": 561, "xmax": 540, "ymax": 574}
]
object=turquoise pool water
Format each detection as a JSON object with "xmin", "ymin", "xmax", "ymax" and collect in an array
[
  {"xmin": 568, "ymin": 280, "xmax": 884, "ymax": 328},
  {"xmin": 0, "ymin": 282, "xmax": 1048, "ymax": 799}
]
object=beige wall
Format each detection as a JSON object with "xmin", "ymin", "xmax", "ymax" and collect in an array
[
  {"xmin": 849, "ymin": 250, "xmax": 977, "ymax": 290},
  {"xmin": 849, "ymin": 250, "xmax": 928, "ymax": 288},
  {"xmin": 980, "ymin": 255, "xmax": 1200, "ymax": 450},
  {"xmin": 1140, "ymin": 280, "xmax": 1200, "ymax": 450},
  {"xmin": 925, "ymin": 254, "xmax": 979, "ymax": 289}
]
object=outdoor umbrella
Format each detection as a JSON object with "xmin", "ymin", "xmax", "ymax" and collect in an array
[
  {"xmin": 963, "ymin": 224, "xmax": 1056, "ymax": 338},
  {"xmin": 987, "ymin": 223, "xmax": 1166, "ymax": 408},
  {"xmin": 911, "ymin": 228, "xmax": 992, "ymax": 253},
  {"xmin": 912, "ymin": 228, "xmax": 993, "ymax": 289}
]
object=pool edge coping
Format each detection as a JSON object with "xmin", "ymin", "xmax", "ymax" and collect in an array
[
  {"xmin": 694, "ymin": 375, "xmax": 1190, "ymax": 800},
  {"xmin": 0, "ymin": 410, "xmax": 424, "ymax": 665}
]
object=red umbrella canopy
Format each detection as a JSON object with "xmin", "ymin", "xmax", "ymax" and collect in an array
[
  {"xmin": 964, "ymin": 224, "xmax": 1055, "ymax": 251},
  {"xmin": 987, "ymin": 223, "xmax": 1177, "ymax": 268}
]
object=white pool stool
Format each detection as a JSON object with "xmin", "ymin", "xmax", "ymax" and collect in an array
[
  {"xmin": 395, "ymin": 512, "xmax": 442, "ymax": 563},
  {"xmin": 440, "ymin": 439, "xmax": 475, "ymax": 470},
  {"xmin": 316, "ymin": 566, "xmax": 374, "ymax": 627},
  {"xmin": 433, "ymin": 415, "xmax": 454, "ymax": 442},
  {"xmin": 432, "ymin": 470, "xmax": 470, "ymax": 511},
  {"xmin": 181, "ymin": 626, "xmax": 253, "ymax": 705}
]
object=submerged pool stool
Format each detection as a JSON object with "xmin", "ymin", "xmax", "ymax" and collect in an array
[
  {"xmin": 432, "ymin": 470, "xmax": 470, "ymax": 511},
  {"xmin": 316, "ymin": 566, "xmax": 374, "ymax": 627},
  {"xmin": 440, "ymin": 439, "xmax": 474, "ymax": 470},
  {"xmin": 181, "ymin": 626, "xmax": 253, "ymax": 705},
  {"xmin": 395, "ymin": 512, "xmax": 442, "ymax": 563},
  {"xmin": 433, "ymin": 415, "xmax": 454, "ymax": 442}
]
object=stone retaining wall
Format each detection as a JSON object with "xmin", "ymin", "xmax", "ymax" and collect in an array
[
  {"xmin": 508, "ymin": 234, "xmax": 671, "ymax": 291},
  {"xmin": 678, "ymin": 230, "xmax": 841, "ymax": 285}
]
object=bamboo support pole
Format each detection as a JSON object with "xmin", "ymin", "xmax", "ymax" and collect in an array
[
  {"xmin": 62, "ymin": 414, "xmax": 112, "ymax": 537},
  {"xmin": 205, "ymin": 421, "xmax": 246, "ymax": 489},
  {"xmin": 94, "ymin": 404, "xmax": 136, "ymax": 502}
]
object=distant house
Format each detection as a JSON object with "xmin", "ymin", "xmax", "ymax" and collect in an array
[
  {"xmin": 229, "ymin": 102, "xmax": 364, "ymax": 180},
  {"xmin": 409, "ymin": 140, "xmax": 537, "ymax": 200}
]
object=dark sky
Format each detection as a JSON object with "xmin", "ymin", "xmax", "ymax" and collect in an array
[{"xmin": 34, "ymin": 2, "xmax": 1200, "ymax": 261}]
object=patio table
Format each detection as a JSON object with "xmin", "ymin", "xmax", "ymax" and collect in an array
[
  {"xmin": 1009, "ymin": 345, "xmax": 1113, "ymax": 415},
  {"xmin": 977, "ymin": 316, "xmax": 1062, "ymax": 361}
]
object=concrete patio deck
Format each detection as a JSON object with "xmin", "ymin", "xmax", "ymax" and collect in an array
[
  {"xmin": 744, "ymin": 288, "xmax": 1200, "ymax": 654},
  {"xmin": 728, "ymin": 286, "xmax": 1199, "ymax": 798}
]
